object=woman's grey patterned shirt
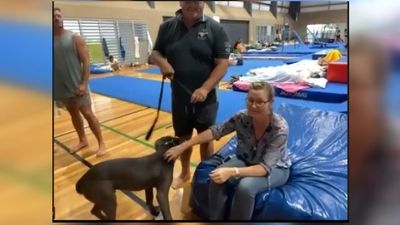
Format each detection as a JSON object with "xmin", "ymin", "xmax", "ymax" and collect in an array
[{"xmin": 210, "ymin": 109, "xmax": 292, "ymax": 173}]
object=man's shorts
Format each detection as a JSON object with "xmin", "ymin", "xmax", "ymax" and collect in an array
[
  {"xmin": 55, "ymin": 92, "xmax": 91, "ymax": 109},
  {"xmin": 172, "ymin": 101, "xmax": 218, "ymax": 137}
]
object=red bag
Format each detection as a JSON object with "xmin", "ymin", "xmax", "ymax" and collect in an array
[{"xmin": 327, "ymin": 62, "xmax": 348, "ymax": 83}]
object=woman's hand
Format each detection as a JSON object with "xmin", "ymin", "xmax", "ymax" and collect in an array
[
  {"xmin": 164, "ymin": 143, "xmax": 187, "ymax": 163},
  {"xmin": 209, "ymin": 167, "xmax": 235, "ymax": 184}
]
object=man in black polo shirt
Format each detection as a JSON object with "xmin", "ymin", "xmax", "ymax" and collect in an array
[{"xmin": 149, "ymin": 1, "xmax": 230, "ymax": 189}]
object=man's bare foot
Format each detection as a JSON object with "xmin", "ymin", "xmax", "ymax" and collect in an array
[
  {"xmin": 95, "ymin": 144, "xmax": 106, "ymax": 157},
  {"xmin": 70, "ymin": 141, "xmax": 88, "ymax": 153},
  {"xmin": 171, "ymin": 173, "xmax": 191, "ymax": 189}
]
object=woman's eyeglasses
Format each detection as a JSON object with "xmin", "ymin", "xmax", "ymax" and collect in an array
[{"xmin": 246, "ymin": 98, "xmax": 269, "ymax": 107}]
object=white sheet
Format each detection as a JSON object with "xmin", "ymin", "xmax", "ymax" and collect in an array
[{"xmin": 239, "ymin": 59, "xmax": 328, "ymax": 88}]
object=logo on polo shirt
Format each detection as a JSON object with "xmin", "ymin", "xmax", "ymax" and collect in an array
[
  {"xmin": 197, "ymin": 29, "xmax": 208, "ymax": 40},
  {"xmin": 224, "ymin": 42, "xmax": 231, "ymax": 53}
]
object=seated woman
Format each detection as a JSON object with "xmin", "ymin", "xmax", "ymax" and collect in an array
[
  {"xmin": 164, "ymin": 82, "xmax": 292, "ymax": 220},
  {"xmin": 234, "ymin": 39, "xmax": 247, "ymax": 54},
  {"xmin": 108, "ymin": 55, "xmax": 120, "ymax": 71}
]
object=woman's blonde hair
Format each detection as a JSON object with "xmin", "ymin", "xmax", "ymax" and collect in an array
[{"xmin": 249, "ymin": 82, "xmax": 275, "ymax": 102}]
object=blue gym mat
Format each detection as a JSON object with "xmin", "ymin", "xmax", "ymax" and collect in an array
[
  {"xmin": 138, "ymin": 59, "xmax": 286, "ymax": 82},
  {"xmin": 89, "ymin": 76, "xmax": 347, "ymax": 124},
  {"xmin": 0, "ymin": 20, "xmax": 52, "ymax": 92},
  {"xmin": 137, "ymin": 67, "xmax": 161, "ymax": 75},
  {"xmin": 283, "ymin": 54, "xmax": 314, "ymax": 64},
  {"xmin": 276, "ymin": 83, "xmax": 348, "ymax": 103}
]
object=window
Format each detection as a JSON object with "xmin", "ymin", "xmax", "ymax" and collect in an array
[
  {"xmin": 252, "ymin": 1, "xmax": 271, "ymax": 11},
  {"xmin": 256, "ymin": 25, "xmax": 272, "ymax": 43},
  {"xmin": 252, "ymin": 3, "xmax": 260, "ymax": 10},
  {"xmin": 63, "ymin": 20, "xmax": 79, "ymax": 34},
  {"xmin": 306, "ymin": 24, "xmax": 337, "ymax": 42},
  {"xmin": 216, "ymin": 1, "xmax": 228, "ymax": 6},
  {"xmin": 260, "ymin": 4, "xmax": 270, "ymax": 11},
  {"xmin": 228, "ymin": 1, "xmax": 244, "ymax": 8},
  {"xmin": 65, "ymin": 19, "xmax": 104, "ymax": 63},
  {"xmin": 277, "ymin": 1, "xmax": 289, "ymax": 13},
  {"xmin": 63, "ymin": 18, "xmax": 150, "ymax": 64},
  {"xmin": 133, "ymin": 22, "xmax": 148, "ymax": 41},
  {"xmin": 216, "ymin": 1, "xmax": 243, "ymax": 8}
]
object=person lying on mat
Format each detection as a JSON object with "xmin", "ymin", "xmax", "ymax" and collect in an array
[
  {"xmin": 164, "ymin": 82, "xmax": 292, "ymax": 220},
  {"xmin": 149, "ymin": 1, "xmax": 230, "ymax": 189}
]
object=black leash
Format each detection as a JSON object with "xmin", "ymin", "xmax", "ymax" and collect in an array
[
  {"xmin": 145, "ymin": 74, "xmax": 167, "ymax": 140},
  {"xmin": 173, "ymin": 78, "xmax": 193, "ymax": 96},
  {"xmin": 145, "ymin": 73, "xmax": 194, "ymax": 140}
]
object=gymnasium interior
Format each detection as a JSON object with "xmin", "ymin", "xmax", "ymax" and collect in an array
[{"xmin": 53, "ymin": 1, "xmax": 348, "ymax": 221}]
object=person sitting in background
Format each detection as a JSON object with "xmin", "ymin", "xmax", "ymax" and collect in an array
[
  {"xmin": 234, "ymin": 39, "xmax": 246, "ymax": 54},
  {"xmin": 108, "ymin": 55, "xmax": 120, "ymax": 71}
]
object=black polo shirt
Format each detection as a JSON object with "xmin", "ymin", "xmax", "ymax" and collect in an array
[{"xmin": 153, "ymin": 11, "xmax": 230, "ymax": 103}]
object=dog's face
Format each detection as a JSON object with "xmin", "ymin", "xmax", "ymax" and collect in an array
[{"xmin": 154, "ymin": 136, "xmax": 181, "ymax": 153}]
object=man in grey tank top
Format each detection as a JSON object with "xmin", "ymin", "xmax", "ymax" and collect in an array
[{"xmin": 54, "ymin": 7, "xmax": 106, "ymax": 157}]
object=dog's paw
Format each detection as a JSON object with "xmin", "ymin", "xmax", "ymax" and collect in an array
[{"xmin": 149, "ymin": 206, "xmax": 160, "ymax": 216}]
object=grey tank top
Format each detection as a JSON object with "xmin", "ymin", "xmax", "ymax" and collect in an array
[{"xmin": 54, "ymin": 30, "xmax": 84, "ymax": 100}]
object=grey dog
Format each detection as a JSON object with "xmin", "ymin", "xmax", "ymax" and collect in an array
[{"xmin": 75, "ymin": 136, "xmax": 180, "ymax": 220}]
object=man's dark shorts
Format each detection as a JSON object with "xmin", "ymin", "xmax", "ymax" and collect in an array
[{"xmin": 172, "ymin": 100, "xmax": 218, "ymax": 137}]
